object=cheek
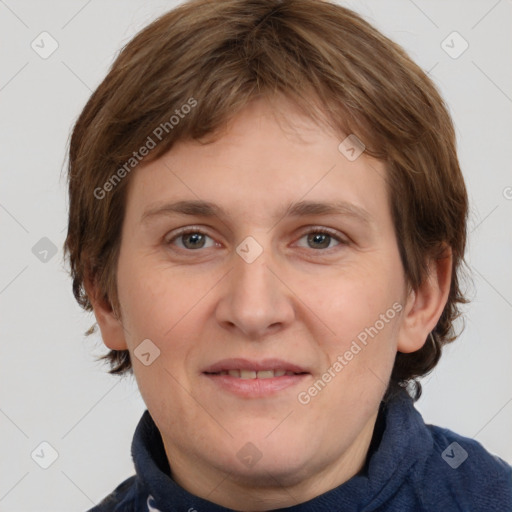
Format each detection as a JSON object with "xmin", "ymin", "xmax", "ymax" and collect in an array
[
  {"xmin": 116, "ymin": 262, "xmax": 206, "ymax": 413},
  {"xmin": 117, "ymin": 266, "xmax": 167, "ymax": 338},
  {"xmin": 315, "ymin": 265, "xmax": 403, "ymax": 340},
  {"xmin": 321, "ymin": 299, "xmax": 402, "ymax": 377},
  {"xmin": 116, "ymin": 257, "xmax": 219, "ymax": 365},
  {"xmin": 116, "ymin": 256, "xmax": 175, "ymax": 345},
  {"xmin": 307, "ymin": 262, "xmax": 405, "ymax": 390}
]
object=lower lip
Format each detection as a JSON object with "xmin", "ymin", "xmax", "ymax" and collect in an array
[{"xmin": 203, "ymin": 373, "xmax": 309, "ymax": 398}]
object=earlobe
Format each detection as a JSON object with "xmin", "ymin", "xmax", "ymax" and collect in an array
[
  {"xmin": 84, "ymin": 274, "xmax": 128, "ymax": 351},
  {"xmin": 397, "ymin": 246, "xmax": 452, "ymax": 354}
]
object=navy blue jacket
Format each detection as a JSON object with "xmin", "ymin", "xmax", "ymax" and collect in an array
[{"xmin": 88, "ymin": 389, "xmax": 512, "ymax": 511}]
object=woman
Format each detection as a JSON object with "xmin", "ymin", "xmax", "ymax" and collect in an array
[{"xmin": 64, "ymin": 0, "xmax": 512, "ymax": 510}]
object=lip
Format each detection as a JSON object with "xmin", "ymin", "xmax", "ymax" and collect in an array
[
  {"xmin": 202, "ymin": 358, "xmax": 310, "ymax": 398},
  {"xmin": 202, "ymin": 358, "xmax": 309, "ymax": 374}
]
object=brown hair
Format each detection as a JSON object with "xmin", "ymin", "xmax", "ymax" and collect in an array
[{"xmin": 63, "ymin": 0, "xmax": 468, "ymax": 401}]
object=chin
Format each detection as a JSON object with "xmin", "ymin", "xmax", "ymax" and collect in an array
[
  {"xmin": 226, "ymin": 456, "xmax": 311, "ymax": 488},
  {"xmin": 211, "ymin": 434, "xmax": 314, "ymax": 484}
]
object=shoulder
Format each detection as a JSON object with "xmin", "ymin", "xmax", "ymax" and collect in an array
[
  {"xmin": 86, "ymin": 475, "xmax": 137, "ymax": 512},
  {"xmin": 412, "ymin": 424, "xmax": 512, "ymax": 511}
]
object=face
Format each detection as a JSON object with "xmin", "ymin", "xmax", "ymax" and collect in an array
[{"xmin": 111, "ymin": 96, "xmax": 411, "ymax": 501}]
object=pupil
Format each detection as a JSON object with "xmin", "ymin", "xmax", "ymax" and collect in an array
[
  {"xmin": 185, "ymin": 233, "xmax": 204, "ymax": 249},
  {"xmin": 309, "ymin": 233, "xmax": 330, "ymax": 249}
]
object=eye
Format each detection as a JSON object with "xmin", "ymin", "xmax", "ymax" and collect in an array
[
  {"xmin": 165, "ymin": 226, "xmax": 348, "ymax": 252},
  {"xmin": 295, "ymin": 227, "xmax": 347, "ymax": 250},
  {"xmin": 166, "ymin": 228, "xmax": 217, "ymax": 250}
]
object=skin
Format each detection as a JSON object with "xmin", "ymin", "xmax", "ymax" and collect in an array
[{"xmin": 87, "ymin": 96, "xmax": 452, "ymax": 510}]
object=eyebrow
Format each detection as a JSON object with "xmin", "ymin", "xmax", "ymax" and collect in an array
[{"xmin": 141, "ymin": 199, "xmax": 372, "ymax": 225}]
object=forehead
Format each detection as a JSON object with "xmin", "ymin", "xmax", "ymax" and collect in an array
[{"xmin": 123, "ymin": 97, "xmax": 390, "ymax": 228}]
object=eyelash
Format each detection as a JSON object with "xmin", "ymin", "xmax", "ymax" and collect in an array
[{"xmin": 165, "ymin": 226, "xmax": 349, "ymax": 253}]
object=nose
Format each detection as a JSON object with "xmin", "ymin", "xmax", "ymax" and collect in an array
[{"xmin": 215, "ymin": 240, "xmax": 296, "ymax": 339}]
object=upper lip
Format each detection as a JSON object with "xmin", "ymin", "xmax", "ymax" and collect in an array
[{"xmin": 203, "ymin": 358, "xmax": 309, "ymax": 374}]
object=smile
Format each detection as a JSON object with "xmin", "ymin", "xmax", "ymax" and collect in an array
[
  {"xmin": 206, "ymin": 369, "xmax": 302, "ymax": 379},
  {"xmin": 202, "ymin": 359, "xmax": 310, "ymax": 397}
]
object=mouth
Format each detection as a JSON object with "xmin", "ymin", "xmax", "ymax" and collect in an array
[
  {"xmin": 203, "ymin": 357, "xmax": 309, "ymax": 376},
  {"xmin": 205, "ymin": 369, "xmax": 304, "ymax": 379},
  {"xmin": 202, "ymin": 358, "xmax": 310, "ymax": 397}
]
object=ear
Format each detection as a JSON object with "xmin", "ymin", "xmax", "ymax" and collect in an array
[
  {"xmin": 397, "ymin": 246, "xmax": 452, "ymax": 353},
  {"xmin": 84, "ymin": 272, "xmax": 128, "ymax": 351}
]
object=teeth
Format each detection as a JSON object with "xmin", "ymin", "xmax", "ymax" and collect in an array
[
  {"xmin": 240, "ymin": 370, "xmax": 257, "ymax": 379},
  {"xmin": 256, "ymin": 370, "xmax": 274, "ymax": 379},
  {"xmin": 219, "ymin": 369, "xmax": 295, "ymax": 379}
]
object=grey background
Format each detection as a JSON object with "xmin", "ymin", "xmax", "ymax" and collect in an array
[{"xmin": 1, "ymin": 0, "xmax": 511, "ymax": 510}]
